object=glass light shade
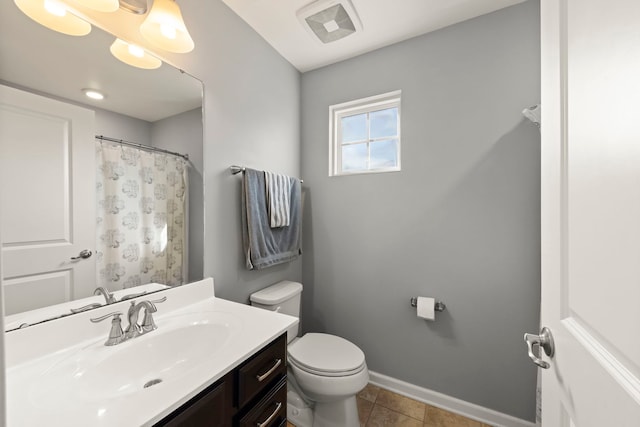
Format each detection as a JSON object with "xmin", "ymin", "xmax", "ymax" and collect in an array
[
  {"xmin": 110, "ymin": 38, "xmax": 162, "ymax": 69},
  {"xmin": 139, "ymin": 0, "xmax": 194, "ymax": 53},
  {"xmin": 14, "ymin": 0, "xmax": 91, "ymax": 36},
  {"xmin": 79, "ymin": 0, "xmax": 119, "ymax": 12}
]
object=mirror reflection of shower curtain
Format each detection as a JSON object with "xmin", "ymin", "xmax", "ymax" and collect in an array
[{"xmin": 95, "ymin": 141, "xmax": 188, "ymax": 290}]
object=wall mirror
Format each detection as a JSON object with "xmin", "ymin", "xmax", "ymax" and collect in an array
[{"xmin": 0, "ymin": 1, "xmax": 204, "ymax": 331}]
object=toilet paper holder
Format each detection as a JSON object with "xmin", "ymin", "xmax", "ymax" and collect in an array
[{"xmin": 410, "ymin": 297, "xmax": 446, "ymax": 312}]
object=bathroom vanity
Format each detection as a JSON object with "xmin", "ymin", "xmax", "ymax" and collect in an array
[
  {"xmin": 4, "ymin": 278, "xmax": 296, "ymax": 426},
  {"xmin": 159, "ymin": 333, "xmax": 287, "ymax": 426}
]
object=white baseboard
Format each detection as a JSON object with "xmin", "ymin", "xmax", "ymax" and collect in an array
[{"xmin": 368, "ymin": 371, "xmax": 535, "ymax": 427}]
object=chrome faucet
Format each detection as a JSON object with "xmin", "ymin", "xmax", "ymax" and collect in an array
[
  {"xmin": 94, "ymin": 287, "xmax": 117, "ymax": 304},
  {"xmin": 91, "ymin": 296, "xmax": 167, "ymax": 346},
  {"xmin": 124, "ymin": 297, "xmax": 167, "ymax": 340}
]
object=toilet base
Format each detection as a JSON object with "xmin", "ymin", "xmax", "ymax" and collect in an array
[
  {"xmin": 287, "ymin": 390, "xmax": 314, "ymax": 427},
  {"xmin": 313, "ymin": 395, "xmax": 360, "ymax": 427},
  {"xmin": 287, "ymin": 391, "xmax": 360, "ymax": 427}
]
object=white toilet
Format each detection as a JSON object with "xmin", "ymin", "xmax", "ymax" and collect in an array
[{"xmin": 250, "ymin": 281, "xmax": 369, "ymax": 427}]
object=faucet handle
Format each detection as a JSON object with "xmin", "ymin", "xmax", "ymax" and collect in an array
[
  {"xmin": 149, "ymin": 296, "xmax": 167, "ymax": 305},
  {"xmin": 90, "ymin": 311, "xmax": 123, "ymax": 323},
  {"xmin": 90, "ymin": 312, "xmax": 124, "ymax": 346},
  {"xmin": 70, "ymin": 302, "xmax": 103, "ymax": 314}
]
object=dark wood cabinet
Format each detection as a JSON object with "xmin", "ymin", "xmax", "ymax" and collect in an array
[
  {"xmin": 155, "ymin": 333, "xmax": 287, "ymax": 427},
  {"xmin": 238, "ymin": 377, "xmax": 286, "ymax": 427}
]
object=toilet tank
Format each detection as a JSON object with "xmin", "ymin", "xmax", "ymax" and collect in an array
[{"xmin": 250, "ymin": 281, "xmax": 302, "ymax": 342}]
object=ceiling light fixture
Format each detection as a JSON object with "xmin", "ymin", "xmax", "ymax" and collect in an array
[
  {"xmin": 110, "ymin": 38, "xmax": 162, "ymax": 69},
  {"xmin": 140, "ymin": 0, "xmax": 195, "ymax": 53},
  {"xmin": 297, "ymin": 0, "xmax": 362, "ymax": 44},
  {"xmin": 82, "ymin": 88, "xmax": 105, "ymax": 100},
  {"xmin": 14, "ymin": 0, "xmax": 91, "ymax": 36},
  {"xmin": 118, "ymin": 0, "xmax": 147, "ymax": 14},
  {"xmin": 81, "ymin": 0, "xmax": 119, "ymax": 13}
]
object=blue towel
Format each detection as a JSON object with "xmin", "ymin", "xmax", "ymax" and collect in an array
[{"xmin": 242, "ymin": 168, "xmax": 302, "ymax": 270}]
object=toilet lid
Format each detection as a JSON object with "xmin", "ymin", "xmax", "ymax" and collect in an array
[{"xmin": 288, "ymin": 333, "xmax": 366, "ymax": 376}]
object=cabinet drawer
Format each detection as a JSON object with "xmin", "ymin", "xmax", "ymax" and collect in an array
[
  {"xmin": 239, "ymin": 377, "xmax": 287, "ymax": 427},
  {"xmin": 237, "ymin": 334, "xmax": 286, "ymax": 408}
]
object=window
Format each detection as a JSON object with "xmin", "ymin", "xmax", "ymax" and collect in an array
[{"xmin": 329, "ymin": 90, "xmax": 401, "ymax": 176}]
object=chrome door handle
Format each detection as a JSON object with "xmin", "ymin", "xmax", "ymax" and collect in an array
[
  {"xmin": 71, "ymin": 249, "xmax": 92, "ymax": 260},
  {"xmin": 524, "ymin": 327, "xmax": 555, "ymax": 369}
]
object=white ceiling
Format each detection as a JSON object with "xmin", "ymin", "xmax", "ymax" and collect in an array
[{"xmin": 222, "ymin": 0, "xmax": 527, "ymax": 72}]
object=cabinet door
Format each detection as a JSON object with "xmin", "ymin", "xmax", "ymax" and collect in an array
[{"xmin": 158, "ymin": 377, "xmax": 230, "ymax": 427}]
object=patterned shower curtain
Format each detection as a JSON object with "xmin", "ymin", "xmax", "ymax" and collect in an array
[{"xmin": 95, "ymin": 140, "xmax": 188, "ymax": 290}]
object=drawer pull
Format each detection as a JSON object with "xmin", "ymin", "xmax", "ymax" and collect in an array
[
  {"xmin": 256, "ymin": 358, "xmax": 282, "ymax": 382},
  {"xmin": 256, "ymin": 401, "xmax": 282, "ymax": 427}
]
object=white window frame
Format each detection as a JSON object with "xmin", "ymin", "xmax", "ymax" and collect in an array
[{"xmin": 329, "ymin": 90, "xmax": 402, "ymax": 176}]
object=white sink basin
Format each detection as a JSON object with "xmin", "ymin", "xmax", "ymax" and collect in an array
[{"xmin": 30, "ymin": 311, "xmax": 242, "ymax": 406}]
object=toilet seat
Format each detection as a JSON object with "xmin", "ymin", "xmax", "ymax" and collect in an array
[{"xmin": 288, "ymin": 333, "xmax": 366, "ymax": 377}]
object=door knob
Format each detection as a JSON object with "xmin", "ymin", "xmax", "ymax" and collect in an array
[
  {"xmin": 524, "ymin": 326, "xmax": 555, "ymax": 369},
  {"xmin": 70, "ymin": 249, "xmax": 92, "ymax": 260}
]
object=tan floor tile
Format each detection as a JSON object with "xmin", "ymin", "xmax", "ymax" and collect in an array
[
  {"xmin": 357, "ymin": 397, "xmax": 375, "ymax": 426},
  {"xmin": 358, "ymin": 383, "xmax": 382, "ymax": 402},
  {"xmin": 367, "ymin": 405, "xmax": 423, "ymax": 427},
  {"xmin": 286, "ymin": 422, "xmax": 295, "ymax": 427},
  {"xmin": 424, "ymin": 406, "xmax": 482, "ymax": 427},
  {"xmin": 375, "ymin": 389, "xmax": 426, "ymax": 421}
]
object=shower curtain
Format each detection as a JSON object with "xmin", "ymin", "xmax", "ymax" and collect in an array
[{"xmin": 95, "ymin": 140, "xmax": 188, "ymax": 290}]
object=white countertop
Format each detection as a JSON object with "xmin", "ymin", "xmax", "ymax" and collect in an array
[{"xmin": 5, "ymin": 278, "xmax": 297, "ymax": 426}]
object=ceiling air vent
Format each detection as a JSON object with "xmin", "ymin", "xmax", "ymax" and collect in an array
[{"xmin": 297, "ymin": 0, "xmax": 363, "ymax": 44}]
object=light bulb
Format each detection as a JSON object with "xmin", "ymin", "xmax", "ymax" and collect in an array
[
  {"xmin": 83, "ymin": 89, "xmax": 105, "ymax": 100},
  {"xmin": 160, "ymin": 23, "xmax": 177, "ymax": 40},
  {"xmin": 127, "ymin": 44, "xmax": 145, "ymax": 58},
  {"xmin": 44, "ymin": 0, "xmax": 66, "ymax": 17}
]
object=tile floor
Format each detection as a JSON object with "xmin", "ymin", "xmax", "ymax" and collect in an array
[{"xmin": 286, "ymin": 383, "xmax": 493, "ymax": 427}]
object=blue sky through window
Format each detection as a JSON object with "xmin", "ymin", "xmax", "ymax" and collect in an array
[{"xmin": 341, "ymin": 113, "xmax": 367, "ymax": 143}]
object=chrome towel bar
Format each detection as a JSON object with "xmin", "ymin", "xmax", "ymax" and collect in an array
[{"xmin": 230, "ymin": 165, "xmax": 303, "ymax": 183}]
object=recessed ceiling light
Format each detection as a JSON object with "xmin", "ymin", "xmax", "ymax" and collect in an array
[{"xmin": 83, "ymin": 89, "xmax": 105, "ymax": 100}]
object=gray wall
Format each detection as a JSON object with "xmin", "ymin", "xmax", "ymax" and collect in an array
[
  {"xmin": 151, "ymin": 108, "xmax": 204, "ymax": 282},
  {"xmin": 300, "ymin": 1, "xmax": 540, "ymax": 421},
  {"xmin": 94, "ymin": 108, "xmax": 152, "ymax": 146},
  {"xmin": 160, "ymin": 0, "xmax": 302, "ymax": 302}
]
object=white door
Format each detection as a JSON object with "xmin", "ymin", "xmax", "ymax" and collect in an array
[
  {"xmin": 532, "ymin": 1, "xmax": 640, "ymax": 426},
  {"xmin": 0, "ymin": 85, "xmax": 96, "ymax": 315}
]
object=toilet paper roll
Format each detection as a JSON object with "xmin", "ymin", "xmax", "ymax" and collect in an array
[{"xmin": 416, "ymin": 297, "xmax": 435, "ymax": 321}]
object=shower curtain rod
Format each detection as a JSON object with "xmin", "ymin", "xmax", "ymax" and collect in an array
[{"xmin": 95, "ymin": 135, "xmax": 189, "ymax": 161}]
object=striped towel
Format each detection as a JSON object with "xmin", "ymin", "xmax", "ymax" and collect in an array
[{"xmin": 264, "ymin": 171, "xmax": 292, "ymax": 228}]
